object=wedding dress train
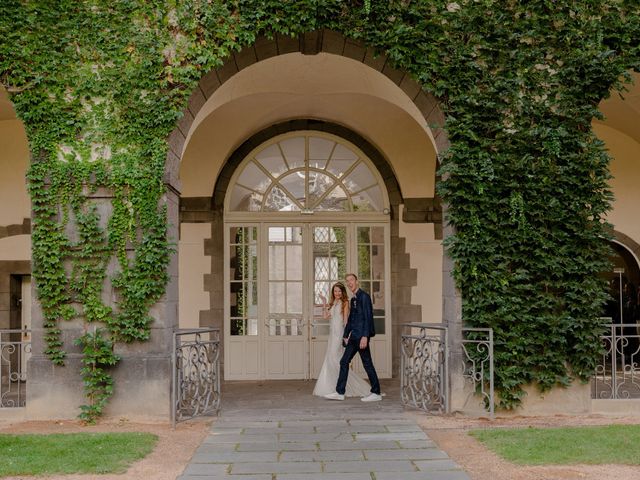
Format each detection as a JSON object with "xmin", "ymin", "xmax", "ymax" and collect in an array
[{"xmin": 313, "ymin": 303, "xmax": 371, "ymax": 397}]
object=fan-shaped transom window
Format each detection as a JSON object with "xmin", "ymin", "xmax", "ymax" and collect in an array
[{"xmin": 228, "ymin": 133, "xmax": 386, "ymax": 213}]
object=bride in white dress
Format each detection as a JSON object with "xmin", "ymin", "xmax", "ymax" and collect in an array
[{"xmin": 313, "ymin": 282, "xmax": 371, "ymax": 397}]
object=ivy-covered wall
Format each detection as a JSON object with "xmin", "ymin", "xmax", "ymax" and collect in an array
[{"xmin": 1, "ymin": 0, "xmax": 639, "ymax": 419}]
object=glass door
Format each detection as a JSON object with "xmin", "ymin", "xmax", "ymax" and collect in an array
[
  {"xmin": 264, "ymin": 225, "xmax": 306, "ymax": 378},
  {"xmin": 224, "ymin": 221, "xmax": 391, "ymax": 380}
]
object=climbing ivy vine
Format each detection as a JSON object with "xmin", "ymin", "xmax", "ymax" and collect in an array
[{"xmin": 1, "ymin": 0, "xmax": 639, "ymax": 418}]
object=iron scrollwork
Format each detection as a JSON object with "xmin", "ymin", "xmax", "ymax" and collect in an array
[
  {"xmin": 172, "ymin": 328, "xmax": 221, "ymax": 426},
  {"xmin": 400, "ymin": 323, "xmax": 448, "ymax": 413},
  {"xmin": 0, "ymin": 329, "xmax": 31, "ymax": 408},
  {"xmin": 461, "ymin": 328, "xmax": 494, "ymax": 416},
  {"xmin": 593, "ymin": 322, "xmax": 640, "ymax": 400}
]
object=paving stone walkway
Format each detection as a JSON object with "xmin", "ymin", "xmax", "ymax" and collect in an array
[{"xmin": 177, "ymin": 380, "xmax": 471, "ymax": 480}]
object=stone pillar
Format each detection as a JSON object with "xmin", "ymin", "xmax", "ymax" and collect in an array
[
  {"xmin": 27, "ymin": 185, "xmax": 179, "ymax": 421},
  {"xmin": 390, "ymin": 204, "xmax": 421, "ymax": 377},
  {"xmin": 441, "ymin": 203, "xmax": 466, "ymax": 413}
]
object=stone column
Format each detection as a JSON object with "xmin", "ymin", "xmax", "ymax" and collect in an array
[
  {"xmin": 441, "ymin": 203, "xmax": 466, "ymax": 413},
  {"xmin": 27, "ymin": 185, "xmax": 180, "ymax": 421}
]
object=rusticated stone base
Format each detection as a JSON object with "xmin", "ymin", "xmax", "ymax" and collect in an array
[{"xmin": 27, "ymin": 354, "xmax": 172, "ymax": 420}]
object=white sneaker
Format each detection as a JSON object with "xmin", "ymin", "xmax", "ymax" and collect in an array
[
  {"xmin": 361, "ymin": 393, "xmax": 382, "ymax": 402},
  {"xmin": 324, "ymin": 392, "xmax": 345, "ymax": 401}
]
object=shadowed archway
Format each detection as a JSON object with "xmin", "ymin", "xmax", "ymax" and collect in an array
[{"xmin": 170, "ymin": 29, "xmax": 459, "ymax": 381}]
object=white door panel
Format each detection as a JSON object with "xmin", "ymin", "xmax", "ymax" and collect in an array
[{"xmin": 227, "ymin": 339, "xmax": 259, "ymax": 379}]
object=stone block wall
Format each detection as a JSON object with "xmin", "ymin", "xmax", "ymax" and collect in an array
[{"xmin": 27, "ymin": 188, "xmax": 179, "ymax": 421}]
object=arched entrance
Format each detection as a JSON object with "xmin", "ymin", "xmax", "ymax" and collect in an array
[
  {"xmin": 0, "ymin": 85, "xmax": 32, "ymax": 408},
  {"xmin": 603, "ymin": 240, "xmax": 640, "ymax": 325},
  {"xmin": 223, "ymin": 130, "xmax": 391, "ymax": 380},
  {"xmin": 175, "ymin": 37, "xmax": 447, "ymax": 385}
]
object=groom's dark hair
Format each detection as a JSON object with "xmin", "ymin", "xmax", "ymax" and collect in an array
[{"xmin": 346, "ymin": 273, "xmax": 358, "ymax": 281}]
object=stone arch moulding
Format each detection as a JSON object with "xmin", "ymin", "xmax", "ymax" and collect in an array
[
  {"xmin": 169, "ymin": 29, "xmax": 456, "ymax": 379},
  {"xmin": 211, "ymin": 119, "xmax": 402, "ymax": 210},
  {"xmin": 612, "ymin": 230, "xmax": 640, "ymax": 267},
  {"xmin": 164, "ymin": 29, "xmax": 449, "ymax": 235},
  {"xmin": 0, "ymin": 218, "xmax": 30, "ymax": 240},
  {"xmin": 187, "ymin": 120, "xmax": 423, "ymax": 377}
]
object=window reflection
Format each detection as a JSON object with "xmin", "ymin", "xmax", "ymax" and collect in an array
[
  {"xmin": 229, "ymin": 134, "xmax": 386, "ymax": 213},
  {"xmin": 228, "ymin": 227, "xmax": 258, "ymax": 336},
  {"xmin": 357, "ymin": 226, "xmax": 386, "ymax": 334}
]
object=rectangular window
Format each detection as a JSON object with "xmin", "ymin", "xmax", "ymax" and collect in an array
[
  {"xmin": 268, "ymin": 226, "xmax": 304, "ymax": 336},
  {"xmin": 229, "ymin": 227, "xmax": 258, "ymax": 336},
  {"xmin": 357, "ymin": 226, "xmax": 386, "ymax": 334},
  {"xmin": 312, "ymin": 226, "xmax": 347, "ymax": 336}
]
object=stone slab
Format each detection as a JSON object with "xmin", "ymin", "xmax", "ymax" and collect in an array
[
  {"xmin": 322, "ymin": 460, "xmax": 416, "ymax": 473},
  {"xmin": 182, "ymin": 463, "xmax": 230, "ymax": 475},
  {"xmin": 203, "ymin": 433, "xmax": 274, "ymax": 443},
  {"xmin": 195, "ymin": 444, "xmax": 240, "ymax": 454},
  {"xmin": 236, "ymin": 442, "xmax": 318, "ymax": 452},
  {"xmin": 364, "ymin": 448, "xmax": 448, "ymax": 460},
  {"xmin": 279, "ymin": 450, "xmax": 366, "ymax": 462},
  {"xmin": 318, "ymin": 440, "xmax": 400, "ymax": 450},
  {"xmin": 189, "ymin": 451, "xmax": 279, "ymax": 463},
  {"xmin": 385, "ymin": 424, "xmax": 425, "ymax": 432},
  {"xmin": 243, "ymin": 426, "xmax": 317, "ymax": 434},
  {"xmin": 315, "ymin": 424, "xmax": 388, "ymax": 433},
  {"xmin": 276, "ymin": 475, "xmax": 371, "ymax": 480},
  {"xmin": 231, "ymin": 462, "xmax": 323, "ymax": 474},
  {"xmin": 279, "ymin": 432, "xmax": 354, "ymax": 442}
]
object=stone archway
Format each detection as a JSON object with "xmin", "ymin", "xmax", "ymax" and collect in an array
[
  {"xmin": 211, "ymin": 120, "xmax": 402, "ymax": 209},
  {"xmin": 180, "ymin": 120, "xmax": 423, "ymax": 377},
  {"xmin": 164, "ymin": 30, "xmax": 449, "ymax": 193},
  {"xmin": 612, "ymin": 230, "xmax": 640, "ymax": 265},
  {"xmin": 168, "ymin": 29, "xmax": 461, "ymax": 383}
]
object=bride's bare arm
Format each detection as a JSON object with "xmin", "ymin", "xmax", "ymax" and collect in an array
[{"xmin": 320, "ymin": 294, "xmax": 330, "ymax": 319}]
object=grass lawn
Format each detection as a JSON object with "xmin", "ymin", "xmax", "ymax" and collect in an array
[
  {"xmin": 470, "ymin": 424, "xmax": 640, "ymax": 465},
  {"xmin": 0, "ymin": 432, "xmax": 158, "ymax": 476}
]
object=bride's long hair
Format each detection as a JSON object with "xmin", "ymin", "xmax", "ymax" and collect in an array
[{"xmin": 329, "ymin": 282, "xmax": 349, "ymax": 323}]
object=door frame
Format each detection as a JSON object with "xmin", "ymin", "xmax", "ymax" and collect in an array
[{"xmin": 223, "ymin": 216, "xmax": 391, "ymax": 381}]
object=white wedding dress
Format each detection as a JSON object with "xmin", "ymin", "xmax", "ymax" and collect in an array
[{"xmin": 313, "ymin": 303, "xmax": 371, "ymax": 397}]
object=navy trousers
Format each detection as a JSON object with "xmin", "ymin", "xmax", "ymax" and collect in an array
[{"xmin": 336, "ymin": 337, "xmax": 380, "ymax": 395}]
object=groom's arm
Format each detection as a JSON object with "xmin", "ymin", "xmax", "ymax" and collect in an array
[{"xmin": 342, "ymin": 318, "xmax": 351, "ymax": 344}]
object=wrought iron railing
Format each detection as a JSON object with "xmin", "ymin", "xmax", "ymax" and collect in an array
[
  {"xmin": 593, "ymin": 321, "xmax": 640, "ymax": 399},
  {"xmin": 461, "ymin": 327, "xmax": 494, "ymax": 416},
  {"xmin": 400, "ymin": 323, "xmax": 448, "ymax": 413},
  {"xmin": 172, "ymin": 328, "xmax": 221, "ymax": 427},
  {"xmin": 0, "ymin": 329, "xmax": 31, "ymax": 408}
]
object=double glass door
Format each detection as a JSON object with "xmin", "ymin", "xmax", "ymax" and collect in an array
[{"xmin": 225, "ymin": 222, "xmax": 389, "ymax": 380}]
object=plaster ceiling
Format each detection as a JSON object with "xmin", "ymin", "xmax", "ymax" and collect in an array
[{"xmin": 596, "ymin": 71, "xmax": 640, "ymax": 144}]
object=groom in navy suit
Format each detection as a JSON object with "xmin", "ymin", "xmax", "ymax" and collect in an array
[{"xmin": 325, "ymin": 273, "xmax": 382, "ymax": 402}]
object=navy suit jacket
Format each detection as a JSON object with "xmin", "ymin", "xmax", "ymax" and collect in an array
[{"xmin": 343, "ymin": 288, "xmax": 376, "ymax": 341}]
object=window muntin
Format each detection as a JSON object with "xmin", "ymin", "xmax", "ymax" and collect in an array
[
  {"xmin": 229, "ymin": 227, "xmax": 258, "ymax": 336},
  {"xmin": 357, "ymin": 226, "xmax": 386, "ymax": 335},
  {"xmin": 229, "ymin": 134, "xmax": 385, "ymax": 213}
]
